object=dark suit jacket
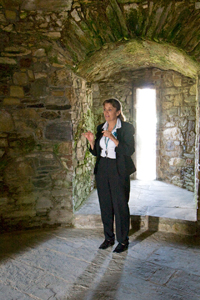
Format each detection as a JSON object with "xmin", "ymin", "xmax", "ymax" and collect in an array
[{"xmin": 90, "ymin": 120, "xmax": 136, "ymax": 176}]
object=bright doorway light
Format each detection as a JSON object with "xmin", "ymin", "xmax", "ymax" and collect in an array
[{"xmin": 136, "ymin": 88, "xmax": 156, "ymax": 180}]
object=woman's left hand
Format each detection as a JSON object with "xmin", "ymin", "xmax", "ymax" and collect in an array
[
  {"xmin": 102, "ymin": 130, "xmax": 112, "ymax": 138},
  {"xmin": 102, "ymin": 130, "xmax": 119, "ymax": 147}
]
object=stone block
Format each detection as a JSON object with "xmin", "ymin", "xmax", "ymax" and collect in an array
[
  {"xmin": 51, "ymin": 189, "xmax": 70, "ymax": 197},
  {"xmin": 13, "ymin": 72, "xmax": 29, "ymax": 86},
  {"xmin": 0, "ymin": 13, "xmax": 7, "ymax": 23},
  {"xmin": 0, "ymin": 149, "xmax": 5, "ymax": 157},
  {"xmin": 195, "ymin": 2, "xmax": 200, "ymax": 9},
  {"xmin": 162, "ymin": 102, "xmax": 173, "ymax": 110},
  {"xmin": 76, "ymin": 167, "xmax": 83, "ymax": 175},
  {"xmin": 163, "ymin": 127, "xmax": 184, "ymax": 142},
  {"xmin": 0, "ymin": 110, "xmax": 14, "ymax": 132},
  {"xmin": 2, "ymin": 24, "xmax": 13, "ymax": 32},
  {"xmin": 0, "ymin": 57, "xmax": 17, "ymax": 64},
  {"xmin": 5, "ymin": 10, "xmax": 16, "ymax": 20},
  {"xmin": 34, "ymin": 73, "xmax": 47, "ymax": 79},
  {"xmin": 32, "ymin": 178, "xmax": 52, "ymax": 189},
  {"xmin": 165, "ymin": 141, "xmax": 175, "ymax": 151},
  {"xmin": 189, "ymin": 84, "xmax": 196, "ymax": 95},
  {"xmin": 5, "ymin": 159, "xmax": 35, "ymax": 187},
  {"xmin": 174, "ymin": 94, "xmax": 183, "ymax": 106},
  {"xmin": 162, "ymin": 87, "xmax": 180, "ymax": 96},
  {"xmin": 186, "ymin": 158, "xmax": 193, "ymax": 165},
  {"xmin": 61, "ymin": 158, "xmax": 73, "ymax": 170},
  {"xmin": 57, "ymin": 142, "xmax": 72, "ymax": 155},
  {"xmin": 49, "ymin": 69, "xmax": 72, "ymax": 87},
  {"xmin": 0, "ymin": 138, "xmax": 8, "ymax": 147},
  {"xmin": 168, "ymin": 107, "xmax": 178, "ymax": 115},
  {"xmin": 5, "ymin": 210, "xmax": 36, "ymax": 218},
  {"xmin": 36, "ymin": 197, "xmax": 53, "ymax": 212},
  {"xmin": 17, "ymin": 193, "xmax": 38, "ymax": 205},
  {"xmin": 184, "ymin": 95, "xmax": 196, "ymax": 104},
  {"xmin": 3, "ymin": 97, "xmax": 21, "ymax": 105},
  {"xmin": 3, "ymin": 46, "xmax": 31, "ymax": 56},
  {"xmin": 52, "ymin": 63, "xmax": 65, "ymax": 68},
  {"xmin": 53, "ymin": 197, "xmax": 73, "ymax": 209},
  {"xmin": 32, "ymin": 49, "xmax": 46, "ymax": 57},
  {"xmin": 173, "ymin": 75, "xmax": 182, "ymax": 87},
  {"xmin": 181, "ymin": 107, "xmax": 196, "ymax": 117},
  {"xmin": 27, "ymin": 70, "xmax": 35, "ymax": 80},
  {"xmin": 41, "ymin": 111, "xmax": 60, "ymax": 120},
  {"xmin": 187, "ymin": 131, "xmax": 195, "ymax": 146},
  {"xmin": 169, "ymin": 158, "xmax": 185, "ymax": 167},
  {"xmin": 0, "ymin": 197, "xmax": 7, "ymax": 206},
  {"xmin": 30, "ymin": 78, "xmax": 47, "ymax": 99},
  {"xmin": 43, "ymin": 32, "xmax": 61, "ymax": 39},
  {"xmin": 10, "ymin": 86, "xmax": 24, "ymax": 98},
  {"xmin": 51, "ymin": 90, "xmax": 65, "ymax": 97},
  {"xmin": 71, "ymin": 9, "xmax": 81, "ymax": 22},
  {"xmin": 45, "ymin": 122, "xmax": 72, "ymax": 141}
]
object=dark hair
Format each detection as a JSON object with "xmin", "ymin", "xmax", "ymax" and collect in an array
[{"xmin": 103, "ymin": 98, "xmax": 126, "ymax": 121}]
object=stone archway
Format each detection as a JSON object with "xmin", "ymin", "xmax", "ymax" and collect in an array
[{"xmin": 74, "ymin": 41, "xmax": 199, "ymax": 224}]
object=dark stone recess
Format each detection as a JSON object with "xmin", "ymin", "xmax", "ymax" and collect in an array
[
  {"xmin": 46, "ymin": 105, "xmax": 71, "ymax": 110},
  {"xmin": 27, "ymin": 104, "xmax": 44, "ymax": 108}
]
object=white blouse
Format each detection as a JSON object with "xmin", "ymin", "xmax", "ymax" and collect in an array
[{"xmin": 100, "ymin": 118, "xmax": 121, "ymax": 159}]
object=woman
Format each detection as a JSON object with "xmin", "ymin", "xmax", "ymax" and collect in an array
[{"xmin": 83, "ymin": 98, "xmax": 136, "ymax": 253}]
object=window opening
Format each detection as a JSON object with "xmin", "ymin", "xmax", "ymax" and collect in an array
[{"xmin": 136, "ymin": 88, "xmax": 156, "ymax": 180}]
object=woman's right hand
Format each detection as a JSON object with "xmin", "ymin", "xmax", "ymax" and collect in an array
[
  {"xmin": 82, "ymin": 131, "xmax": 95, "ymax": 150},
  {"xmin": 82, "ymin": 131, "xmax": 95, "ymax": 143}
]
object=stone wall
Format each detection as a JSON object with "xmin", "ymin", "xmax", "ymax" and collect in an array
[
  {"xmin": 0, "ymin": 59, "xmax": 74, "ymax": 230},
  {"xmin": 71, "ymin": 78, "xmax": 95, "ymax": 210},
  {"xmin": 0, "ymin": 3, "xmax": 96, "ymax": 230},
  {"xmin": 92, "ymin": 68, "xmax": 198, "ymax": 192},
  {"xmin": 159, "ymin": 71, "xmax": 197, "ymax": 192}
]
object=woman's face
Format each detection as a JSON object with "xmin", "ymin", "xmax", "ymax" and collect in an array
[{"xmin": 103, "ymin": 103, "xmax": 120, "ymax": 123}]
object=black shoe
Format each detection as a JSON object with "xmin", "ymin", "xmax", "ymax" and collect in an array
[
  {"xmin": 113, "ymin": 241, "xmax": 129, "ymax": 253},
  {"xmin": 99, "ymin": 239, "xmax": 115, "ymax": 249}
]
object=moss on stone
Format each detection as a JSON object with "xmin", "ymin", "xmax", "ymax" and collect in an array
[
  {"xmin": 106, "ymin": 5, "xmax": 123, "ymax": 41},
  {"xmin": 126, "ymin": 9, "xmax": 138, "ymax": 34},
  {"xmin": 0, "ymin": 158, "xmax": 8, "ymax": 173},
  {"xmin": 49, "ymin": 56, "xmax": 59, "ymax": 64},
  {"xmin": 77, "ymin": 39, "xmax": 200, "ymax": 81},
  {"xmin": 53, "ymin": 144, "xmax": 60, "ymax": 156}
]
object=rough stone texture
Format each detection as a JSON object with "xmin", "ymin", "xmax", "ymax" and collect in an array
[{"xmin": 45, "ymin": 122, "xmax": 72, "ymax": 141}]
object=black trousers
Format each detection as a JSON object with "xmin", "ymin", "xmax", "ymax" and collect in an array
[{"xmin": 95, "ymin": 157, "xmax": 130, "ymax": 244}]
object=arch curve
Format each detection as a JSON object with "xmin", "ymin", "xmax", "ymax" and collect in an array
[{"xmin": 76, "ymin": 39, "xmax": 200, "ymax": 82}]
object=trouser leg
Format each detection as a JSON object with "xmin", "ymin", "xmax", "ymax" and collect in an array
[
  {"xmin": 96, "ymin": 158, "xmax": 115, "ymax": 241},
  {"xmin": 96, "ymin": 158, "xmax": 130, "ymax": 243},
  {"xmin": 108, "ymin": 161, "xmax": 130, "ymax": 243}
]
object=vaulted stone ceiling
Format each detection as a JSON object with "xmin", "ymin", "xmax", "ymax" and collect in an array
[{"xmin": 2, "ymin": 0, "xmax": 200, "ymax": 81}]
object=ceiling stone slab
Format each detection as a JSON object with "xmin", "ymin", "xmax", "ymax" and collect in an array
[{"xmin": 21, "ymin": 0, "xmax": 73, "ymax": 11}]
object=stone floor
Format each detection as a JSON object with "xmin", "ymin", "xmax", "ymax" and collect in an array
[
  {"xmin": 76, "ymin": 179, "xmax": 197, "ymax": 221},
  {"xmin": 1, "ymin": 227, "xmax": 200, "ymax": 300}
]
